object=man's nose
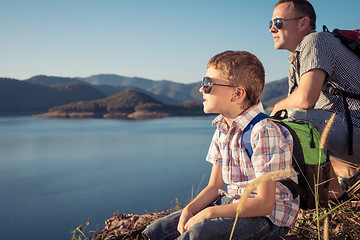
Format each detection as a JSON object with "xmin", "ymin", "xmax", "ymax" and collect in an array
[{"xmin": 269, "ymin": 23, "xmax": 277, "ymax": 33}]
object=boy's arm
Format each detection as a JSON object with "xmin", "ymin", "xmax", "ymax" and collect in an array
[
  {"xmin": 183, "ymin": 180, "xmax": 276, "ymax": 231},
  {"xmin": 271, "ymin": 68, "xmax": 326, "ymax": 116},
  {"xmin": 177, "ymin": 164, "xmax": 224, "ymax": 234}
]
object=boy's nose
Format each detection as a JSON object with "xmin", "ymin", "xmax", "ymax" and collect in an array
[{"xmin": 199, "ymin": 86, "xmax": 204, "ymax": 93}]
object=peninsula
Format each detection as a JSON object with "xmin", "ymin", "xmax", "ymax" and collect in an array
[{"xmin": 35, "ymin": 89, "xmax": 206, "ymax": 119}]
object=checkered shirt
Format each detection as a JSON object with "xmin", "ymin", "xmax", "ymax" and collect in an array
[
  {"xmin": 288, "ymin": 31, "xmax": 360, "ymax": 127},
  {"xmin": 206, "ymin": 102, "xmax": 299, "ymax": 228}
]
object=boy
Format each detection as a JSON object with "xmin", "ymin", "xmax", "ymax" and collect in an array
[{"xmin": 142, "ymin": 51, "xmax": 299, "ymax": 239}]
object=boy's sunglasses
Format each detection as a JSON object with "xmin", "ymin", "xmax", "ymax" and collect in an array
[
  {"xmin": 269, "ymin": 17, "xmax": 304, "ymax": 30},
  {"xmin": 201, "ymin": 77, "xmax": 238, "ymax": 94}
]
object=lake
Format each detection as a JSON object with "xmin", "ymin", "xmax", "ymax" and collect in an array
[{"xmin": 0, "ymin": 116, "xmax": 215, "ymax": 240}]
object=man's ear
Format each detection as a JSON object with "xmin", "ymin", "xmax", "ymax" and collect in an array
[{"xmin": 299, "ymin": 16, "xmax": 310, "ymax": 31}]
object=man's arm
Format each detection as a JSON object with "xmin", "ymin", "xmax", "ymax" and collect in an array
[
  {"xmin": 183, "ymin": 180, "xmax": 277, "ymax": 231},
  {"xmin": 271, "ymin": 68, "xmax": 326, "ymax": 116}
]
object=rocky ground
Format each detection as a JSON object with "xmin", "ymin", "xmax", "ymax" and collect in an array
[{"xmin": 89, "ymin": 212, "xmax": 169, "ymax": 240}]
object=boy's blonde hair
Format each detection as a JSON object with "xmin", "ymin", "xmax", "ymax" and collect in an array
[{"xmin": 207, "ymin": 50, "xmax": 265, "ymax": 109}]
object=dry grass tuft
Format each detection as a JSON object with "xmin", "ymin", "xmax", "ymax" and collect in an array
[
  {"xmin": 285, "ymin": 194, "xmax": 360, "ymax": 239},
  {"xmin": 229, "ymin": 169, "xmax": 295, "ymax": 240},
  {"xmin": 235, "ymin": 169, "xmax": 295, "ymax": 215},
  {"xmin": 319, "ymin": 113, "xmax": 336, "ymax": 150}
]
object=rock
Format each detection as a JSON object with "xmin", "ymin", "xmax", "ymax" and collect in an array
[{"xmin": 93, "ymin": 212, "xmax": 168, "ymax": 240}]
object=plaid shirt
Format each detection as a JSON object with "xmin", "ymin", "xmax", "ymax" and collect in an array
[{"xmin": 206, "ymin": 102, "xmax": 299, "ymax": 228}]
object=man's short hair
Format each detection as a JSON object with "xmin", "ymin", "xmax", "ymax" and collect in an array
[
  {"xmin": 275, "ymin": 0, "xmax": 316, "ymax": 30},
  {"xmin": 207, "ymin": 50, "xmax": 265, "ymax": 108}
]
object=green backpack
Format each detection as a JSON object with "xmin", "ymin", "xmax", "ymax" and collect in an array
[{"xmin": 243, "ymin": 111, "xmax": 330, "ymax": 209}]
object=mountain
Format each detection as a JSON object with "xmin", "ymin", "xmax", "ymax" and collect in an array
[
  {"xmin": 44, "ymin": 89, "xmax": 204, "ymax": 119},
  {"xmin": 26, "ymin": 75, "xmax": 84, "ymax": 86},
  {"xmin": 25, "ymin": 74, "xmax": 202, "ymax": 104},
  {"xmin": 261, "ymin": 77, "xmax": 288, "ymax": 110},
  {"xmin": 51, "ymin": 83, "xmax": 107, "ymax": 100},
  {"xmin": 91, "ymin": 85, "xmax": 182, "ymax": 104},
  {"xmin": 80, "ymin": 74, "xmax": 288, "ymax": 107},
  {"xmin": 80, "ymin": 74, "xmax": 202, "ymax": 103},
  {"xmin": 0, "ymin": 78, "xmax": 106, "ymax": 115}
]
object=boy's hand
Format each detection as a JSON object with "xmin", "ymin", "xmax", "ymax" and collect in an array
[
  {"xmin": 184, "ymin": 208, "xmax": 211, "ymax": 232},
  {"xmin": 177, "ymin": 208, "xmax": 193, "ymax": 234}
]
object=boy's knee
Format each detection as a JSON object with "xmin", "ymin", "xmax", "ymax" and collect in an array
[
  {"xmin": 179, "ymin": 220, "xmax": 228, "ymax": 240},
  {"xmin": 142, "ymin": 211, "xmax": 182, "ymax": 240},
  {"xmin": 178, "ymin": 223, "xmax": 205, "ymax": 240}
]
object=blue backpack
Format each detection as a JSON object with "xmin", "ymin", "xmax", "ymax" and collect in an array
[{"xmin": 243, "ymin": 112, "xmax": 330, "ymax": 209}]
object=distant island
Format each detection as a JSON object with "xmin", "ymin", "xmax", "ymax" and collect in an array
[
  {"xmin": 0, "ymin": 74, "xmax": 288, "ymax": 118},
  {"xmin": 34, "ymin": 89, "xmax": 206, "ymax": 119}
]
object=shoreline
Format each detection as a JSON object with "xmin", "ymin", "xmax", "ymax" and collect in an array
[{"xmin": 31, "ymin": 110, "xmax": 206, "ymax": 120}]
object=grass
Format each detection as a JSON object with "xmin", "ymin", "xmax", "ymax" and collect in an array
[
  {"xmin": 230, "ymin": 182, "xmax": 360, "ymax": 240},
  {"xmin": 286, "ymin": 195, "xmax": 360, "ymax": 239}
]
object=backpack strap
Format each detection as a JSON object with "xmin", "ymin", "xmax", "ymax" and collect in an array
[
  {"xmin": 242, "ymin": 112, "xmax": 268, "ymax": 157},
  {"xmin": 243, "ymin": 111, "xmax": 306, "ymax": 201},
  {"xmin": 273, "ymin": 121, "xmax": 306, "ymax": 201},
  {"xmin": 324, "ymin": 82, "xmax": 360, "ymax": 155}
]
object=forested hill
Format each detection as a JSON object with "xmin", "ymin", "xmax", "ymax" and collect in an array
[
  {"xmin": 41, "ymin": 89, "xmax": 205, "ymax": 119},
  {"xmin": 0, "ymin": 78, "xmax": 106, "ymax": 115}
]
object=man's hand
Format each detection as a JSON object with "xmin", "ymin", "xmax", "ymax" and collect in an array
[{"xmin": 270, "ymin": 105, "xmax": 282, "ymax": 117}]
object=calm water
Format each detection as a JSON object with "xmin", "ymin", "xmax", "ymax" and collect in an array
[{"xmin": 0, "ymin": 116, "xmax": 215, "ymax": 240}]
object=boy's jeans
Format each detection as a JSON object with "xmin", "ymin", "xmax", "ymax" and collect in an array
[{"xmin": 142, "ymin": 196, "xmax": 289, "ymax": 240}]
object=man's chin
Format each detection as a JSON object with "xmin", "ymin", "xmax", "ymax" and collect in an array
[
  {"xmin": 274, "ymin": 42, "xmax": 285, "ymax": 50},
  {"xmin": 274, "ymin": 43, "xmax": 281, "ymax": 49}
]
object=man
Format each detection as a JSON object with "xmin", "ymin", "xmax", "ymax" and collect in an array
[{"xmin": 269, "ymin": 0, "xmax": 360, "ymax": 198}]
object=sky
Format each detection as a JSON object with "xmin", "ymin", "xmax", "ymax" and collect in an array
[{"xmin": 1, "ymin": 0, "xmax": 359, "ymax": 84}]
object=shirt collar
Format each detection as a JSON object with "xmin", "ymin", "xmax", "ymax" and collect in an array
[
  {"xmin": 212, "ymin": 101, "xmax": 265, "ymax": 134},
  {"xmin": 288, "ymin": 30, "xmax": 317, "ymax": 63}
]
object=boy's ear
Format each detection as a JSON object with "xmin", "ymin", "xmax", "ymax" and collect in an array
[{"xmin": 232, "ymin": 87, "xmax": 245, "ymax": 101}]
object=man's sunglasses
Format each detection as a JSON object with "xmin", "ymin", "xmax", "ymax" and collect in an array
[
  {"xmin": 269, "ymin": 17, "xmax": 304, "ymax": 30},
  {"xmin": 201, "ymin": 77, "xmax": 238, "ymax": 94}
]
